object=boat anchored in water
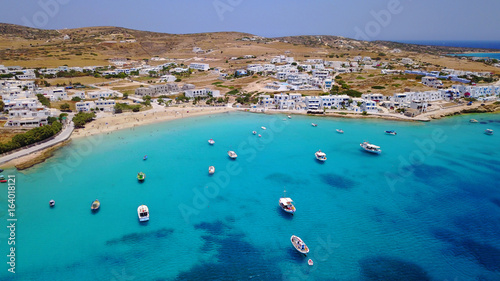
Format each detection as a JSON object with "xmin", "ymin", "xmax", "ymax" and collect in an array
[
  {"xmin": 143, "ymin": 155, "xmax": 148, "ymax": 160},
  {"xmin": 49, "ymin": 200, "xmax": 55, "ymax": 207},
  {"xmin": 261, "ymin": 126, "xmax": 267, "ymax": 130},
  {"xmin": 228, "ymin": 151, "xmax": 237, "ymax": 159},
  {"xmin": 208, "ymin": 139, "xmax": 215, "ymax": 145},
  {"xmin": 137, "ymin": 172, "xmax": 146, "ymax": 181},
  {"xmin": 311, "ymin": 123, "xmax": 317, "ymax": 127},
  {"xmin": 470, "ymin": 119, "xmax": 478, "ymax": 123},
  {"xmin": 209, "ymin": 166, "xmax": 215, "ymax": 175},
  {"xmin": 360, "ymin": 141, "xmax": 381, "ymax": 154},
  {"xmin": 336, "ymin": 129, "xmax": 344, "ymax": 134},
  {"xmin": 385, "ymin": 130, "xmax": 397, "ymax": 135},
  {"xmin": 279, "ymin": 190, "xmax": 296, "ymax": 214},
  {"xmin": 252, "ymin": 131, "xmax": 257, "ymax": 135},
  {"xmin": 485, "ymin": 129, "xmax": 494, "ymax": 135},
  {"xmin": 291, "ymin": 235, "xmax": 309, "ymax": 255},
  {"xmin": 315, "ymin": 150, "xmax": 327, "ymax": 162},
  {"xmin": 91, "ymin": 199, "xmax": 100, "ymax": 211},
  {"xmin": 288, "ymin": 115, "xmax": 291, "ymax": 119},
  {"xmin": 137, "ymin": 205, "xmax": 149, "ymax": 222}
]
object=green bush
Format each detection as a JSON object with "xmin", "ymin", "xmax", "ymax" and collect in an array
[
  {"xmin": 72, "ymin": 112, "xmax": 96, "ymax": 128},
  {"xmin": 0, "ymin": 121, "xmax": 63, "ymax": 154},
  {"xmin": 371, "ymin": 86, "xmax": 386, "ymax": 89}
]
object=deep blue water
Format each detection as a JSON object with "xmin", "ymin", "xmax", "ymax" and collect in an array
[
  {"xmin": 1, "ymin": 111, "xmax": 500, "ymax": 280},
  {"xmin": 394, "ymin": 40, "xmax": 500, "ymax": 50}
]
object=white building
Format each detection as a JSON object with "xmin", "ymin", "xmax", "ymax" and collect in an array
[
  {"xmin": 422, "ymin": 76, "xmax": 444, "ymax": 89},
  {"xmin": 188, "ymin": 63, "xmax": 210, "ymax": 71},
  {"xmin": 401, "ymin": 58, "xmax": 414, "ymax": 65},
  {"xmin": 304, "ymin": 96, "xmax": 321, "ymax": 110},
  {"xmin": 87, "ymin": 91, "xmax": 115, "ymax": 99},
  {"xmin": 184, "ymin": 88, "xmax": 221, "ymax": 98}
]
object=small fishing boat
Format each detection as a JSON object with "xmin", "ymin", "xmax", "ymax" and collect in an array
[
  {"xmin": 228, "ymin": 151, "xmax": 237, "ymax": 159},
  {"xmin": 137, "ymin": 205, "xmax": 149, "ymax": 222},
  {"xmin": 360, "ymin": 141, "xmax": 381, "ymax": 154},
  {"xmin": 0, "ymin": 180, "xmax": 6, "ymax": 183},
  {"xmin": 485, "ymin": 129, "xmax": 494, "ymax": 135},
  {"xmin": 288, "ymin": 115, "xmax": 291, "ymax": 119},
  {"xmin": 0, "ymin": 169, "xmax": 3, "ymax": 172},
  {"xmin": 291, "ymin": 235, "xmax": 309, "ymax": 255},
  {"xmin": 311, "ymin": 123, "xmax": 317, "ymax": 127},
  {"xmin": 208, "ymin": 166, "xmax": 215, "ymax": 175},
  {"xmin": 49, "ymin": 200, "xmax": 55, "ymax": 207},
  {"xmin": 336, "ymin": 129, "xmax": 344, "ymax": 134},
  {"xmin": 261, "ymin": 126, "xmax": 267, "ymax": 130},
  {"xmin": 137, "ymin": 172, "xmax": 146, "ymax": 181},
  {"xmin": 208, "ymin": 139, "xmax": 215, "ymax": 145},
  {"xmin": 0, "ymin": 175, "xmax": 4, "ymax": 180},
  {"xmin": 470, "ymin": 119, "xmax": 478, "ymax": 123},
  {"xmin": 279, "ymin": 190, "xmax": 296, "ymax": 214},
  {"xmin": 91, "ymin": 199, "xmax": 100, "ymax": 211},
  {"xmin": 308, "ymin": 259, "xmax": 314, "ymax": 266},
  {"xmin": 252, "ymin": 131, "xmax": 257, "ymax": 135},
  {"xmin": 258, "ymin": 134, "xmax": 262, "ymax": 137},
  {"xmin": 385, "ymin": 130, "xmax": 397, "ymax": 135},
  {"xmin": 143, "ymin": 155, "xmax": 148, "ymax": 160},
  {"xmin": 315, "ymin": 150, "xmax": 327, "ymax": 162}
]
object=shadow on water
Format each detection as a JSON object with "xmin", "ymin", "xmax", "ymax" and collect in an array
[
  {"xmin": 359, "ymin": 256, "xmax": 432, "ymax": 281},
  {"xmin": 277, "ymin": 206, "xmax": 294, "ymax": 220},
  {"xmin": 432, "ymin": 228, "xmax": 500, "ymax": 272},
  {"xmin": 320, "ymin": 173, "xmax": 357, "ymax": 190},
  {"xmin": 265, "ymin": 172, "xmax": 308, "ymax": 186},
  {"xmin": 172, "ymin": 220, "xmax": 282, "ymax": 280},
  {"xmin": 106, "ymin": 227, "xmax": 174, "ymax": 245},
  {"xmin": 287, "ymin": 247, "xmax": 308, "ymax": 261}
]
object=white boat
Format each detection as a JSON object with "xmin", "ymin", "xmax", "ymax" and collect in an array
[
  {"xmin": 252, "ymin": 131, "xmax": 257, "ymax": 135},
  {"xmin": 49, "ymin": 200, "xmax": 55, "ymax": 207},
  {"xmin": 291, "ymin": 235, "xmax": 309, "ymax": 255},
  {"xmin": 385, "ymin": 130, "xmax": 397, "ymax": 135},
  {"xmin": 208, "ymin": 166, "xmax": 215, "ymax": 174},
  {"xmin": 288, "ymin": 115, "xmax": 291, "ymax": 119},
  {"xmin": 208, "ymin": 139, "xmax": 215, "ymax": 145},
  {"xmin": 485, "ymin": 129, "xmax": 494, "ymax": 135},
  {"xmin": 137, "ymin": 205, "xmax": 149, "ymax": 222},
  {"xmin": 279, "ymin": 190, "xmax": 296, "ymax": 214},
  {"xmin": 360, "ymin": 141, "xmax": 381, "ymax": 154},
  {"xmin": 308, "ymin": 259, "xmax": 314, "ymax": 266},
  {"xmin": 261, "ymin": 126, "xmax": 267, "ymax": 130},
  {"xmin": 311, "ymin": 123, "xmax": 317, "ymax": 127},
  {"xmin": 470, "ymin": 119, "xmax": 478, "ymax": 123},
  {"xmin": 258, "ymin": 134, "xmax": 262, "ymax": 137},
  {"xmin": 228, "ymin": 151, "xmax": 237, "ymax": 159},
  {"xmin": 336, "ymin": 129, "xmax": 344, "ymax": 134},
  {"xmin": 315, "ymin": 150, "xmax": 327, "ymax": 162}
]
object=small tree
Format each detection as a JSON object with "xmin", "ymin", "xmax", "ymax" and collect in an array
[
  {"xmin": 123, "ymin": 93, "xmax": 128, "ymax": 99},
  {"xmin": 60, "ymin": 103, "xmax": 70, "ymax": 111}
]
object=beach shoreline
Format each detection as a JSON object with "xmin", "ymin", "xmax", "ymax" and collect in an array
[{"xmin": 1, "ymin": 101, "xmax": 498, "ymax": 170}]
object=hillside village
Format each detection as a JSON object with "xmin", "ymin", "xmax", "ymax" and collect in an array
[{"xmin": 0, "ymin": 24, "xmax": 499, "ymax": 132}]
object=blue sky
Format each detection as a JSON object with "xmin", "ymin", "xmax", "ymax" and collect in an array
[{"xmin": 1, "ymin": 0, "xmax": 499, "ymax": 41}]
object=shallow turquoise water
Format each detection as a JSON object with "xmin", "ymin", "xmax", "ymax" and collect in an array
[{"xmin": 1, "ymin": 111, "xmax": 500, "ymax": 280}]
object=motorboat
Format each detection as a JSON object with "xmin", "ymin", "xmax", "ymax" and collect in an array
[
  {"xmin": 261, "ymin": 126, "xmax": 267, "ymax": 130},
  {"xmin": 91, "ymin": 199, "xmax": 100, "ymax": 211},
  {"xmin": 252, "ymin": 131, "xmax": 257, "ymax": 135},
  {"xmin": 291, "ymin": 235, "xmax": 309, "ymax": 255},
  {"xmin": 0, "ymin": 169, "xmax": 3, "ymax": 172},
  {"xmin": 49, "ymin": 200, "xmax": 55, "ymax": 207},
  {"xmin": 208, "ymin": 139, "xmax": 215, "ymax": 145},
  {"xmin": 385, "ymin": 130, "xmax": 397, "ymax": 135},
  {"xmin": 228, "ymin": 151, "xmax": 237, "ymax": 159},
  {"xmin": 137, "ymin": 172, "xmax": 146, "ymax": 181},
  {"xmin": 288, "ymin": 115, "xmax": 291, "ymax": 119},
  {"xmin": 311, "ymin": 123, "xmax": 317, "ymax": 127},
  {"xmin": 308, "ymin": 259, "xmax": 314, "ymax": 266},
  {"xmin": 336, "ymin": 129, "xmax": 344, "ymax": 134},
  {"xmin": 137, "ymin": 205, "xmax": 149, "ymax": 222},
  {"xmin": 209, "ymin": 166, "xmax": 215, "ymax": 175},
  {"xmin": 279, "ymin": 191, "xmax": 296, "ymax": 214},
  {"xmin": 470, "ymin": 119, "xmax": 478, "ymax": 123},
  {"xmin": 315, "ymin": 150, "xmax": 327, "ymax": 162},
  {"xmin": 258, "ymin": 134, "xmax": 262, "ymax": 137},
  {"xmin": 0, "ymin": 175, "xmax": 4, "ymax": 180},
  {"xmin": 143, "ymin": 155, "xmax": 148, "ymax": 160},
  {"xmin": 485, "ymin": 129, "xmax": 494, "ymax": 135},
  {"xmin": 360, "ymin": 141, "xmax": 381, "ymax": 154}
]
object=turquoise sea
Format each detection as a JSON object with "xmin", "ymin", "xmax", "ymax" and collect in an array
[{"xmin": 1, "ymin": 111, "xmax": 500, "ymax": 280}]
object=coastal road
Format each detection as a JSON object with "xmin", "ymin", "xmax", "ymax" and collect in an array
[{"xmin": 0, "ymin": 122, "xmax": 75, "ymax": 166}]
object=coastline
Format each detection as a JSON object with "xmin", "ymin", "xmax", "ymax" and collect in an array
[{"xmin": 1, "ymin": 101, "xmax": 498, "ymax": 170}]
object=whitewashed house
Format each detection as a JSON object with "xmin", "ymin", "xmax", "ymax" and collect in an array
[{"xmin": 188, "ymin": 63, "xmax": 210, "ymax": 71}]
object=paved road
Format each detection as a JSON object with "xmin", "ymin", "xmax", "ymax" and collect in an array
[{"xmin": 0, "ymin": 122, "xmax": 75, "ymax": 166}]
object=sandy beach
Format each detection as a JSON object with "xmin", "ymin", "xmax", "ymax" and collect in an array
[{"xmin": 0, "ymin": 105, "xmax": 235, "ymax": 169}]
